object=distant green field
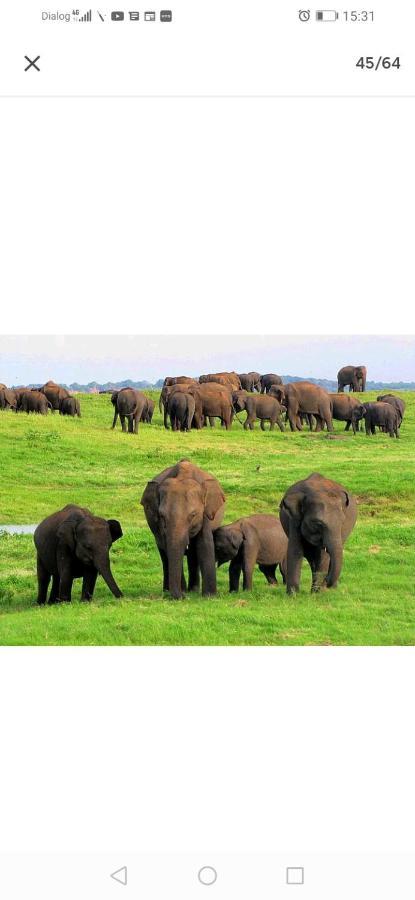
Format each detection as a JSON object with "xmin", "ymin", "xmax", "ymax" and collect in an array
[{"xmin": 0, "ymin": 391, "xmax": 414, "ymax": 645}]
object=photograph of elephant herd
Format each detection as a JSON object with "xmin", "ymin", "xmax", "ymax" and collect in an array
[{"xmin": 0, "ymin": 360, "xmax": 413, "ymax": 645}]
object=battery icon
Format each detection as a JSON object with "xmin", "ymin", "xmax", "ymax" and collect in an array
[{"xmin": 316, "ymin": 9, "xmax": 338, "ymax": 20}]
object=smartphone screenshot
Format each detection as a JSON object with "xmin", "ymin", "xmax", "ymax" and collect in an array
[{"xmin": 0, "ymin": 2, "xmax": 414, "ymax": 898}]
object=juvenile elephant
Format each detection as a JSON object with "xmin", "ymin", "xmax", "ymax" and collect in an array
[
  {"xmin": 377, "ymin": 394, "xmax": 405, "ymax": 426},
  {"xmin": 284, "ymin": 382, "xmax": 333, "ymax": 432},
  {"xmin": 337, "ymin": 365, "xmax": 367, "ymax": 392},
  {"xmin": 356, "ymin": 401, "xmax": 399, "ymax": 438},
  {"xmin": 40, "ymin": 381, "xmax": 71, "ymax": 410},
  {"xmin": 280, "ymin": 473, "xmax": 357, "ymax": 594},
  {"xmin": 260, "ymin": 373, "xmax": 283, "ymax": 393},
  {"xmin": 238, "ymin": 372, "xmax": 261, "ymax": 392},
  {"xmin": 20, "ymin": 390, "xmax": 51, "ymax": 414},
  {"xmin": 330, "ymin": 393, "xmax": 364, "ymax": 434},
  {"xmin": 214, "ymin": 515, "xmax": 288, "ymax": 591},
  {"xmin": 232, "ymin": 391, "xmax": 285, "ymax": 431},
  {"xmin": 111, "ymin": 388, "xmax": 147, "ymax": 433},
  {"xmin": 34, "ymin": 504, "xmax": 123, "ymax": 603},
  {"xmin": 141, "ymin": 459, "xmax": 225, "ymax": 599},
  {"xmin": 143, "ymin": 396, "xmax": 155, "ymax": 423},
  {"xmin": 0, "ymin": 388, "xmax": 17, "ymax": 410},
  {"xmin": 59, "ymin": 396, "xmax": 81, "ymax": 417},
  {"xmin": 167, "ymin": 391, "xmax": 196, "ymax": 431}
]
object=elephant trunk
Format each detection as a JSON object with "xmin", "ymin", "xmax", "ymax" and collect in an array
[
  {"xmin": 166, "ymin": 533, "xmax": 187, "ymax": 599},
  {"xmin": 95, "ymin": 554, "xmax": 123, "ymax": 598},
  {"xmin": 325, "ymin": 534, "xmax": 343, "ymax": 588}
]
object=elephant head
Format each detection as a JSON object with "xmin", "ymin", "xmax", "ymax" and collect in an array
[
  {"xmin": 280, "ymin": 480, "xmax": 351, "ymax": 589},
  {"xmin": 232, "ymin": 390, "xmax": 248, "ymax": 413},
  {"xmin": 141, "ymin": 460, "xmax": 225, "ymax": 598},
  {"xmin": 213, "ymin": 525, "xmax": 243, "ymax": 565},
  {"xmin": 57, "ymin": 512, "xmax": 123, "ymax": 597}
]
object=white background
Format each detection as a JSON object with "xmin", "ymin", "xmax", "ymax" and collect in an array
[{"xmin": 1, "ymin": 7, "xmax": 415, "ymax": 882}]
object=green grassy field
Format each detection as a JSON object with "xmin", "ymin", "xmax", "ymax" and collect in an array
[{"xmin": 0, "ymin": 390, "xmax": 414, "ymax": 645}]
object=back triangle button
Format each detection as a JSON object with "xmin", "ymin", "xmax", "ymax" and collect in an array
[{"xmin": 110, "ymin": 866, "xmax": 127, "ymax": 886}]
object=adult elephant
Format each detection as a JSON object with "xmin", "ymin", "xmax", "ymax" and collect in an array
[
  {"xmin": 377, "ymin": 394, "xmax": 405, "ymax": 426},
  {"xmin": 355, "ymin": 401, "xmax": 399, "ymax": 438},
  {"xmin": 34, "ymin": 504, "xmax": 123, "ymax": 603},
  {"xmin": 330, "ymin": 393, "xmax": 365, "ymax": 433},
  {"xmin": 20, "ymin": 390, "xmax": 51, "ymax": 414},
  {"xmin": 260, "ymin": 373, "xmax": 283, "ymax": 393},
  {"xmin": 59, "ymin": 396, "xmax": 81, "ymax": 417},
  {"xmin": 194, "ymin": 383, "xmax": 233, "ymax": 429},
  {"xmin": 232, "ymin": 390, "xmax": 285, "ymax": 431},
  {"xmin": 111, "ymin": 388, "xmax": 147, "ymax": 433},
  {"xmin": 199, "ymin": 372, "xmax": 241, "ymax": 390},
  {"xmin": 141, "ymin": 459, "xmax": 225, "ymax": 599},
  {"xmin": 40, "ymin": 381, "xmax": 71, "ymax": 410},
  {"xmin": 284, "ymin": 382, "xmax": 333, "ymax": 432},
  {"xmin": 163, "ymin": 376, "xmax": 197, "ymax": 387},
  {"xmin": 337, "ymin": 365, "xmax": 367, "ymax": 392},
  {"xmin": 160, "ymin": 384, "xmax": 204, "ymax": 429},
  {"xmin": 167, "ymin": 391, "xmax": 196, "ymax": 431},
  {"xmin": 280, "ymin": 473, "xmax": 357, "ymax": 594},
  {"xmin": 0, "ymin": 388, "xmax": 17, "ymax": 410},
  {"xmin": 238, "ymin": 372, "xmax": 261, "ymax": 392}
]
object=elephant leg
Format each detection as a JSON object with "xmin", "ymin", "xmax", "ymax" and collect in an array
[
  {"xmin": 242, "ymin": 544, "xmax": 257, "ymax": 590},
  {"xmin": 314, "ymin": 415, "xmax": 323, "ymax": 432},
  {"xmin": 159, "ymin": 547, "xmax": 169, "ymax": 592},
  {"xmin": 258, "ymin": 563, "xmax": 278, "ymax": 585},
  {"xmin": 186, "ymin": 541, "xmax": 200, "ymax": 592},
  {"xmin": 81, "ymin": 569, "xmax": 98, "ymax": 601},
  {"xmin": 58, "ymin": 566, "xmax": 74, "ymax": 602},
  {"xmin": 112, "ymin": 408, "xmax": 118, "ymax": 429},
  {"xmin": 229, "ymin": 558, "xmax": 242, "ymax": 592},
  {"xmin": 48, "ymin": 574, "xmax": 60, "ymax": 604},
  {"xmin": 195, "ymin": 521, "xmax": 217, "ymax": 595},
  {"xmin": 164, "ymin": 406, "xmax": 169, "ymax": 429},
  {"xmin": 345, "ymin": 420, "xmax": 351, "ymax": 431},
  {"xmin": 269, "ymin": 419, "xmax": 276, "ymax": 431},
  {"xmin": 277, "ymin": 415, "xmax": 285, "ymax": 432},
  {"xmin": 304, "ymin": 545, "xmax": 330, "ymax": 592},
  {"xmin": 120, "ymin": 414, "xmax": 127, "ymax": 433},
  {"xmin": 260, "ymin": 419, "xmax": 266, "ymax": 431},
  {"xmin": 36, "ymin": 558, "xmax": 50, "ymax": 605},
  {"xmin": 286, "ymin": 527, "xmax": 304, "ymax": 594}
]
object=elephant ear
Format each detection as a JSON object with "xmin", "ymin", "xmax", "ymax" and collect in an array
[
  {"xmin": 56, "ymin": 512, "xmax": 84, "ymax": 552},
  {"xmin": 107, "ymin": 519, "xmax": 123, "ymax": 542},
  {"xmin": 280, "ymin": 492, "xmax": 304, "ymax": 519},
  {"xmin": 203, "ymin": 478, "xmax": 225, "ymax": 521}
]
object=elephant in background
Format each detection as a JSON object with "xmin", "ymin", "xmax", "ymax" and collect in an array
[
  {"xmin": 337, "ymin": 365, "xmax": 367, "ymax": 392},
  {"xmin": 111, "ymin": 388, "xmax": 148, "ymax": 433},
  {"xmin": 377, "ymin": 394, "xmax": 405, "ymax": 426},
  {"xmin": 232, "ymin": 390, "xmax": 285, "ymax": 431},
  {"xmin": 0, "ymin": 388, "xmax": 17, "ymax": 410},
  {"xmin": 59, "ymin": 396, "xmax": 81, "ymax": 417},
  {"xmin": 40, "ymin": 381, "xmax": 71, "ymax": 409},
  {"xmin": 142, "ymin": 396, "xmax": 155, "ymax": 423},
  {"xmin": 260, "ymin": 373, "xmax": 283, "ymax": 393},
  {"xmin": 238, "ymin": 372, "xmax": 261, "ymax": 392},
  {"xmin": 284, "ymin": 382, "xmax": 333, "ymax": 432},
  {"xmin": 163, "ymin": 376, "xmax": 197, "ymax": 387},
  {"xmin": 199, "ymin": 372, "xmax": 241, "ymax": 390},
  {"xmin": 167, "ymin": 391, "xmax": 196, "ymax": 431},
  {"xmin": 34, "ymin": 504, "xmax": 123, "ymax": 603},
  {"xmin": 141, "ymin": 459, "xmax": 225, "ymax": 599},
  {"xmin": 160, "ymin": 384, "xmax": 204, "ymax": 429},
  {"xmin": 196, "ymin": 383, "xmax": 233, "ymax": 428},
  {"xmin": 19, "ymin": 390, "xmax": 51, "ymax": 414},
  {"xmin": 354, "ymin": 401, "xmax": 399, "ymax": 438},
  {"xmin": 214, "ymin": 514, "xmax": 288, "ymax": 591},
  {"xmin": 330, "ymin": 393, "xmax": 365, "ymax": 433},
  {"xmin": 280, "ymin": 473, "xmax": 357, "ymax": 594}
]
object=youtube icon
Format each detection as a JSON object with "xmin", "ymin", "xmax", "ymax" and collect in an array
[{"xmin": 111, "ymin": 11, "xmax": 124, "ymax": 20}]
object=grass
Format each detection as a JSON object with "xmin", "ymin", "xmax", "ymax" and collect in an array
[{"xmin": 0, "ymin": 390, "xmax": 414, "ymax": 645}]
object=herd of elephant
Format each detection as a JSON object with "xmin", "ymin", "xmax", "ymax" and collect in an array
[
  {"xmin": 34, "ymin": 461, "xmax": 358, "ymax": 604},
  {"xmin": 0, "ymin": 381, "xmax": 81, "ymax": 416}
]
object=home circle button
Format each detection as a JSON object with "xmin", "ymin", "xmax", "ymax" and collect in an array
[{"xmin": 198, "ymin": 866, "xmax": 218, "ymax": 886}]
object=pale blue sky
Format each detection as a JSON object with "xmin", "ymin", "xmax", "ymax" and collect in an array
[{"xmin": 0, "ymin": 335, "xmax": 413, "ymax": 384}]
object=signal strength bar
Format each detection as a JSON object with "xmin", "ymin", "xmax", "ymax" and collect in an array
[{"xmin": 79, "ymin": 9, "xmax": 92, "ymax": 21}]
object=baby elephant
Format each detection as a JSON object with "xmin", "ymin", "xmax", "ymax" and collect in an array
[
  {"xmin": 59, "ymin": 396, "xmax": 81, "ymax": 417},
  {"xmin": 34, "ymin": 505, "xmax": 123, "ymax": 604},
  {"xmin": 232, "ymin": 391, "xmax": 285, "ymax": 431},
  {"xmin": 214, "ymin": 514, "xmax": 288, "ymax": 591}
]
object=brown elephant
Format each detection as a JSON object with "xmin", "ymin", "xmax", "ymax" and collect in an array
[
  {"xmin": 355, "ymin": 401, "xmax": 399, "ymax": 438},
  {"xmin": 34, "ymin": 504, "xmax": 123, "ymax": 603},
  {"xmin": 232, "ymin": 390, "xmax": 285, "ymax": 431},
  {"xmin": 330, "ymin": 394, "xmax": 365, "ymax": 433},
  {"xmin": 284, "ymin": 382, "xmax": 333, "ymax": 432},
  {"xmin": 195, "ymin": 383, "xmax": 233, "ymax": 429},
  {"xmin": 160, "ymin": 384, "xmax": 204, "ymax": 429},
  {"xmin": 163, "ymin": 376, "xmax": 197, "ymax": 387},
  {"xmin": 279, "ymin": 473, "xmax": 357, "ymax": 594},
  {"xmin": 238, "ymin": 372, "xmax": 261, "ymax": 392},
  {"xmin": 167, "ymin": 391, "xmax": 196, "ymax": 431},
  {"xmin": 199, "ymin": 372, "xmax": 241, "ymax": 390},
  {"xmin": 337, "ymin": 365, "xmax": 367, "ymax": 392},
  {"xmin": 141, "ymin": 459, "xmax": 225, "ymax": 599},
  {"xmin": 19, "ymin": 390, "xmax": 51, "ymax": 414},
  {"xmin": 260, "ymin": 373, "xmax": 283, "ymax": 393},
  {"xmin": 142, "ymin": 396, "xmax": 155, "ymax": 423},
  {"xmin": 111, "ymin": 388, "xmax": 148, "ymax": 433},
  {"xmin": 59, "ymin": 396, "xmax": 81, "ymax": 417},
  {"xmin": 40, "ymin": 381, "xmax": 71, "ymax": 409},
  {"xmin": 376, "ymin": 394, "xmax": 405, "ymax": 426},
  {"xmin": 214, "ymin": 515, "xmax": 288, "ymax": 591},
  {"xmin": 0, "ymin": 388, "xmax": 18, "ymax": 410}
]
